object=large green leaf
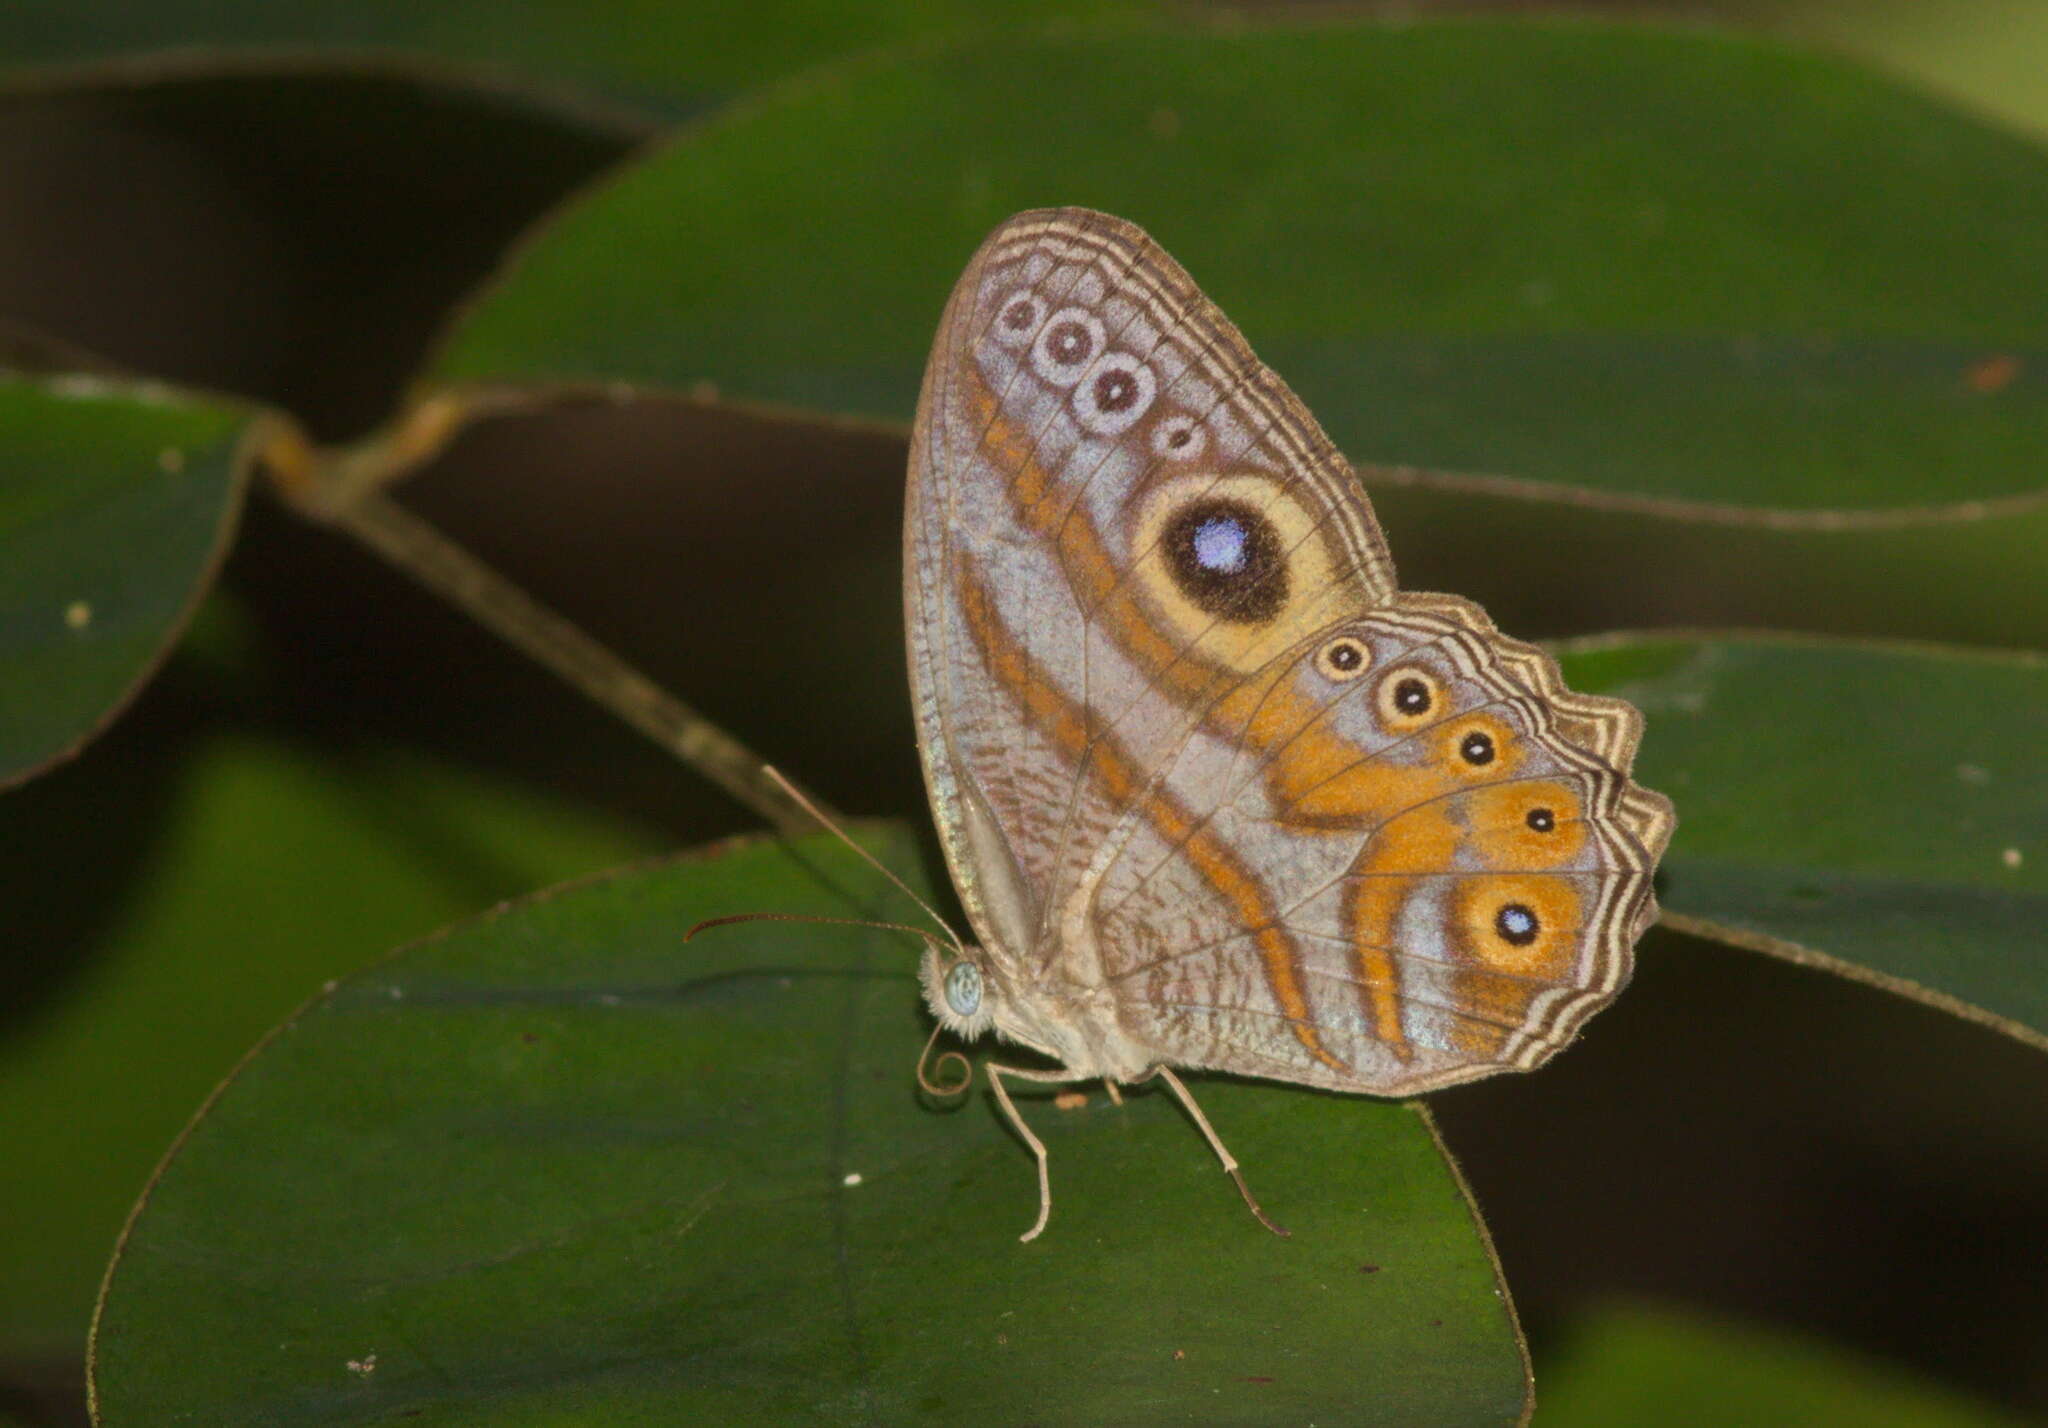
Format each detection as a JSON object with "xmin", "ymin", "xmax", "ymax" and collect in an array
[
  {"xmin": 1562, "ymin": 637, "xmax": 2047, "ymax": 1051},
  {"xmin": 0, "ymin": 0, "xmax": 1152, "ymax": 118},
  {"xmin": 0, "ymin": 377, "xmax": 257, "ymax": 788},
  {"xmin": 1540, "ymin": 1299, "xmax": 2030, "ymax": 1428},
  {"xmin": 430, "ymin": 20, "xmax": 2048, "ymax": 519},
  {"xmin": 0, "ymin": 723, "xmax": 663, "ymax": 1359},
  {"xmin": 91, "ymin": 827, "xmax": 1530, "ymax": 1425}
]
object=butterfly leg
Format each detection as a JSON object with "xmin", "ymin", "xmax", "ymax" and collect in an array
[
  {"xmin": 986, "ymin": 1061, "xmax": 1093, "ymax": 1243},
  {"xmin": 1152, "ymin": 1066, "xmax": 1291, "ymax": 1239}
]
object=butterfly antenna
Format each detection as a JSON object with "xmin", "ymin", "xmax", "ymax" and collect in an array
[
  {"xmin": 684, "ymin": 909, "xmax": 949, "ymax": 952},
  {"xmin": 759, "ymin": 764, "xmax": 967, "ymax": 960},
  {"xmin": 915, "ymin": 1019, "xmax": 973, "ymax": 1098}
]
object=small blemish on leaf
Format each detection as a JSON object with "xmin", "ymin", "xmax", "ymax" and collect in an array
[
  {"xmin": 1054, "ymin": 1090, "xmax": 1088, "ymax": 1111},
  {"xmin": 64, "ymin": 601, "xmax": 91, "ymax": 630},
  {"xmin": 842, "ymin": 1171, "xmax": 862, "ymax": 1187},
  {"xmin": 345, "ymin": 1353, "xmax": 377, "ymax": 1377},
  {"xmin": 1964, "ymin": 353, "xmax": 2021, "ymax": 393},
  {"xmin": 2003, "ymin": 848, "xmax": 2023, "ymax": 869},
  {"xmin": 1956, "ymin": 763, "xmax": 1991, "ymax": 785},
  {"xmin": 158, "ymin": 446, "xmax": 186, "ymax": 473},
  {"xmin": 1358, "ymin": 1263, "xmax": 1380, "ymax": 1274},
  {"xmin": 1243, "ymin": 1375, "xmax": 1275, "ymax": 1385},
  {"xmin": 1173, "ymin": 1348, "xmax": 1186, "ymax": 1361}
]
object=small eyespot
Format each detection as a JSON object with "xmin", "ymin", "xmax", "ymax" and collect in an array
[
  {"xmin": 1495, "ymin": 903, "xmax": 1540, "ymax": 947},
  {"xmin": 1316, "ymin": 636, "xmax": 1371, "ymax": 681},
  {"xmin": 1030, "ymin": 307, "xmax": 1104, "ymax": 386},
  {"xmin": 1151, "ymin": 414, "xmax": 1207, "ymax": 461},
  {"xmin": 1459, "ymin": 731, "xmax": 1496, "ymax": 767},
  {"xmin": 1526, "ymin": 807, "xmax": 1556, "ymax": 833},
  {"xmin": 993, "ymin": 291, "xmax": 1043, "ymax": 345},
  {"xmin": 1073, "ymin": 351, "xmax": 1156, "ymax": 435},
  {"xmin": 1378, "ymin": 668, "xmax": 1440, "ymax": 727},
  {"xmin": 943, "ymin": 960, "xmax": 984, "ymax": 1018}
]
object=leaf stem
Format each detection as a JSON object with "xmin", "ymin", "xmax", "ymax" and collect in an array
[{"xmin": 264, "ymin": 410, "xmax": 831, "ymax": 836}]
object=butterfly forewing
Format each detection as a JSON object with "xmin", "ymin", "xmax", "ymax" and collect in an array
[{"xmin": 906, "ymin": 207, "xmax": 1671, "ymax": 1094}]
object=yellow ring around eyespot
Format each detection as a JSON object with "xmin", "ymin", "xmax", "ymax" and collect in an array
[
  {"xmin": 1128, "ymin": 472, "xmax": 1351, "ymax": 675},
  {"xmin": 1443, "ymin": 712, "xmax": 1521, "ymax": 779},
  {"xmin": 1315, "ymin": 636, "xmax": 1373, "ymax": 682},
  {"xmin": 1453, "ymin": 874, "xmax": 1583, "ymax": 977},
  {"xmin": 1462, "ymin": 778, "xmax": 1587, "ymax": 866},
  {"xmin": 1375, "ymin": 665, "xmax": 1443, "ymax": 731}
]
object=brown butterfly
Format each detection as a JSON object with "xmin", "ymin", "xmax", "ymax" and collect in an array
[{"xmin": 901, "ymin": 207, "xmax": 1673, "ymax": 1241}]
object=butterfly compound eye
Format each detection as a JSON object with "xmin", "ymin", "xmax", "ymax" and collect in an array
[
  {"xmin": 943, "ymin": 960, "xmax": 984, "ymax": 1018},
  {"xmin": 1316, "ymin": 636, "xmax": 1371, "ymax": 681}
]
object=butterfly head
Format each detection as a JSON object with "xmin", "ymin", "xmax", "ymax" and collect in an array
[{"xmin": 918, "ymin": 943, "xmax": 996, "ymax": 1041}]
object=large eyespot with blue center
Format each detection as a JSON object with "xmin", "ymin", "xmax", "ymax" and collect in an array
[
  {"xmin": 1159, "ymin": 495, "xmax": 1288, "ymax": 623},
  {"xmin": 1030, "ymin": 306, "xmax": 1104, "ymax": 386},
  {"xmin": 1315, "ymin": 634, "xmax": 1372, "ymax": 682},
  {"xmin": 943, "ymin": 960, "xmax": 983, "ymax": 1018},
  {"xmin": 1130, "ymin": 472, "xmax": 1341, "ymax": 671},
  {"xmin": 1073, "ymin": 351, "xmax": 1156, "ymax": 435},
  {"xmin": 992, "ymin": 290, "xmax": 1045, "ymax": 346}
]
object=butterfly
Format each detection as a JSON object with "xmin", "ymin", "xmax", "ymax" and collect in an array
[{"xmin": 900, "ymin": 207, "xmax": 1673, "ymax": 1241}]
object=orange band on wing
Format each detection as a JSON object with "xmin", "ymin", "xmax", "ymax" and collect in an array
[
  {"xmin": 953, "ymin": 552, "xmax": 1347, "ymax": 1074},
  {"xmin": 973, "ymin": 372, "xmax": 1426, "ymax": 1059}
]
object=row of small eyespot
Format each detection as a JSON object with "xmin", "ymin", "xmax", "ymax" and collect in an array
[{"xmin": 996, "ymin": 289, "xmax": 1210, "ymax": 457}]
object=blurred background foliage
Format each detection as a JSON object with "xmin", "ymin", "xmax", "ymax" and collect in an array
[{"xmin": 2, "ymin": 1, "xmax": 2046, "ymax": 1424}]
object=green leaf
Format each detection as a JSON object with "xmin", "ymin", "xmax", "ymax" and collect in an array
[
  {"xmin": 0, "ymin": 0, "xmax": 1153, "ymax": 118},
  {"xmin": 0, "ymin": 727, "xmax": 663, "ymax": 1360},
  {"xmin": 92, "ymin": 827, "xmax": 1530, "ymax": 1424},
  {"xmin": 1562, "ymin": 637, "xmax": 2047, "ymax": 1051},
  {"xmin": 1540, "ymin": 1299, "xmax": 2032, "ymax": 1427},
  {"xmin": 430, "ymin": 19, "xmax": 2048, "ymax": 516},
  {"xmin": 0, "ymin": 377, "xmax": 255, "ymax": 788}
]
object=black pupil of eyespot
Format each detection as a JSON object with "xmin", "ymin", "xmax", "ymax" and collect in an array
[
  {"xmin": 1004, "ymin": 301, "xmax": 1033, "ymax": 329},
  {"xmin": 1395, "ymin": 678, "xmax": 1429, "ymax": 714},
  {"xmin": 1527, "ymin": 807, "xmax": 1555, "ymax": 832},
  {"xmin": 1096, "ymin": 368, "xmax": 1135, "ymax": 410},
  {"xmin": 1495, "ymin": 903, "xmax": 1540, "ymax": 947},
  {"xmin": 1160, "ymin": 497, "xmax": 1288, "ymax": 624},
  {"xmin": 1051, "ymin": 323, "xmax": 1089, "ymax": 362},
  {"xmin": 1168, "ymin": 427, "xmax": 1190, "ymax": 447},
  {"xmin": 1461, "ymin": 732, "xmax": 1495, "ymax": 765},
  {"xmin": 1328, "ymin": 642, "xmax": 1361, "ymax": 671}
]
